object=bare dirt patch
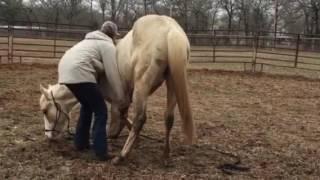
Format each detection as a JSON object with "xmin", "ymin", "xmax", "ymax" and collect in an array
[{"xmin": 0, "ymin": 64, "xmax": 320, "ymax": 179}]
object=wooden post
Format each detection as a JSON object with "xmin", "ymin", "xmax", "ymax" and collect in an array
[
  {"xmin": 252, "ymin": 33, "xmax": 259, "ymax": 72},
  {"xmin": 273, "ymin": 0, "xmax": 278, "ymax": 48},
  {"xmin": 294, "ymin": 34, "xmax": 300, "ymax": 68},
  {"xmin": 7, "ymin": 25, "xmax": 10, "ymax": 63},
  {"xmin": 212, "ymin": 30, "xmax": 216, "ymax": 63},
  {"xmin": 8, "ymin": 25, "xmax": 14, "ymax": 63},
  {"xmin": 53, "ymin": 23, "xmax": 57, "ymax": 58},
  {"xmin": 10, "ymin": 34, "xmax": 13, "ymax": 63}
]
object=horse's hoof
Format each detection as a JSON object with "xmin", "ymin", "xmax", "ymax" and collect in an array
[
  {"xmin": 108, "ymin": 134, "xmax": 119, "ymax": 139},
  {"xmin": 163, "ymin": 159, "xmax": 169, "ymax": 167},
  {"xmin": 111, "ymin": 156, "xmax": 122, "ymax": 165},
  {"xmin": 162, "ymin": 157, "xmax": 172, "ymax": 167}
]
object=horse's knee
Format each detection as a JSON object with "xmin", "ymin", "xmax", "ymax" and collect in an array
[{"xmin": 132, "ymin": 112, "xmax": 146, "ymax": 133}]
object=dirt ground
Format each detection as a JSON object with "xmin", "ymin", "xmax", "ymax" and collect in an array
[{"xmin": 0, "ymin": 64, "xmax": 320, "ymax": 179}]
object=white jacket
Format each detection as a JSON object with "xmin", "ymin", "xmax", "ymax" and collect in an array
[{"xmin": 58, "ymin": 30, "xmax": 125, "ymax": 102}]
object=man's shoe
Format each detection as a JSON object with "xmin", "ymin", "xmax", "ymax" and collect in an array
[
  {"xmin": 95, "ymin": 154, "xmax": 114, "ymax": 161},
  {"xmin": 75, "ymin": 144, "xmax": 90, "ymax": 152}
]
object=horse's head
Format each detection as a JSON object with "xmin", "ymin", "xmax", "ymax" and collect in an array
[{"xmin": 39, "ymin": 84, "xmax": 70, "ymax": 140}]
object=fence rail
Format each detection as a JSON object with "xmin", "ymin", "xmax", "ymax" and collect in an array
[
  {"xmin": 188, "ymin": 32, "xmax": 320, "ymax": 72},
  {"xmin": 0, "ymin": 26, "xmax": 320, "ymax": 72}
]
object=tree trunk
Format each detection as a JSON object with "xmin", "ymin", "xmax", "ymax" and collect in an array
[
  {"xmin": 273, "ymin": 0, "xmax": 278, "ymax": 48},
  {"xmin": 111, "ymin": 0, "xmax": 116, "ymax": 21},
  {"xmin": 304, "ymin": 10, "xmax": 310, "ymax": 34},
  {"xmin": 244, "ymin": 14, "xmax": 249, "ymax": 35},
  {"xmin": 55, "ymin": 8, "xmax": 59, "ymax": 25},
  {"xmin": 151, "ymin": 0, "xmax": 159, "ymax": 14},
  {"xmin": 240, "ymin": 0, "xmax": 249, "ymax": 35},
  {"xmin": 315, "ymin": 7, "xmax": 319, "ymax": 34},
  {"xmin": 184, "ymin": 0, "xmax": 188, "ymax": 32},
  {"xmin": 90, "ymin": 0, "xmax": 93, "ymax": 21},
  {"xmin": 102, "ymin": 7, "xmax": 105, "ymax": 21},
  {"xmin": 195, "ymin": 12, "xmax": 199, "ymax": 33},
  {"xmin": 228, "ymin": 14, "xmax": 232, "ymax": 31},
  {"xmin": 124, "ymin": 0, "xmax": 129, "ymax": 28},
  {"xmin": 144, "ymin": 0, "xmax": 147, "ymax": 15}
]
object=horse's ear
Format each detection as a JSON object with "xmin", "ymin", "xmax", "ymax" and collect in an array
[{"xmin": 40, "ymin": 84, "xmax": 50, "ymax": 99}]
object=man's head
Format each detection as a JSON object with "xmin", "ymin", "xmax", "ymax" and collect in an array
[{"xmin": 100, "ymin": 21, "xmax": 120, "ymax": 39}]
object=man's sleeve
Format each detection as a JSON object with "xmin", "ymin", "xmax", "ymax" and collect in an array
[{"xmin": 101, "ymin": 44, "xmax": 126, "ymax": 104}]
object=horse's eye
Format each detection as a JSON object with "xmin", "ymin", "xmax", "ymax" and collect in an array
[{"xmin": 42, "ymin": 110, "xmax": 47, "ymax": 114}]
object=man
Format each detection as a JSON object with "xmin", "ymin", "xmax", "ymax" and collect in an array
[{"xmin": 58, "ymin": 21, "xmax": 125, "ymax": 161}]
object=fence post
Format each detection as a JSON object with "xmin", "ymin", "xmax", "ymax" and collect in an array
[
  {"xmin": 8, "ymin": 24, "xmax": 14, "ymax": 63},
  {"xmin": 7, "ymin": 24, "xmax": 11, "ymax": 63},
  {"xmin": 294, "ymin": 34, "xmax": 300, "ymax": 68},
  {"xmin": 252, "ymin": 33, "xmax": 259, "ymax": 72},
  {"xmin": 212, "ymin": 30, "xmax": 216, "ymax": 63},
  {"xmin": 53, "ymin": 23, "xmax": 57, "ymax": 58}
]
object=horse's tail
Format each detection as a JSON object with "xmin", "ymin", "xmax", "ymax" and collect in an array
[{"xmin": 167, "ymin": 29, "xmax": 196, "ymax": 145}]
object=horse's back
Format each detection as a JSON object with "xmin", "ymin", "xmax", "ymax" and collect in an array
[
  {"xmin": 132, "ymin": 15, "xmax": 187, "ymax": 49},
  {"xmin": 117, "ymin": 15, "xmax": 189, "ymax": 90},
  {"xmin": 131, "ymin": 15, "xmax": 188, "ymax": 68}
]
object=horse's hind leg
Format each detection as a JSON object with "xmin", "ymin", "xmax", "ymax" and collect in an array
[{"xmin": 163, "ymin": 76, "xmax": 177, "ymax": 164}]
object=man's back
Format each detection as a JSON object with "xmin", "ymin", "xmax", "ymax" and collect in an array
[{"xmin": 58, "ymin": 31, "xmax": 115, "ymax": 84}]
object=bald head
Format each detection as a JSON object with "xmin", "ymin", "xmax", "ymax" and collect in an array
[{"xmin": 100, "ymin": 21, "xmax": 120, "ymax": 38}]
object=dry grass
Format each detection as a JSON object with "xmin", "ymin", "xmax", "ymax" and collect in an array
[{"xmin": 0, "ymin": 64, "xmax": 320, "ymax": 179}]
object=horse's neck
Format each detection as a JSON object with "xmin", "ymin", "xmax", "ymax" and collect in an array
[
  {"xmin": 117, "ymin": 35, "xmax": 134, "ymax": 95},
  {"xmin": 62, "ymin": 97, "xmax": 78, "ymax": 113},
  {"xmin": 53, "ymin": 85, "xmax": 78, "ymax": 113}
]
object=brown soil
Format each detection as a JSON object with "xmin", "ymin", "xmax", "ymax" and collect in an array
[{"xmin": 0, "ymin": 64, "xmax": 319, "ymax": 179}]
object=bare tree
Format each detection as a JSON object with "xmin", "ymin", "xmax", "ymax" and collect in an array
[
  {"xmin": 211, "ymin": 1, "xmax": 220, "ymax": 26},
  {"xmin": 251, "ymin": 0, "xmax": 272, "ymax": 32},
  {"xmin": 308, "ymin": 0, "xmax": 320, "ymax": 35},
  {"xmin": 98, "ymin": 0, "xmax": 107, "ymax": 21},
  {"xmin": 109, "ymin": 0, "xmax": 126, "ymax": 22},
  {"xmin": 235, "ymin": 0, "xmax": 251, "ymax": 35},
  {"xmin": 63, "ymin": 0, "xmax": 83, "ymax": 24},
  {"xmin": 150, "ymin": 0, "xmax": 160, "ymax": 14},
  {"xmin": 123, "ymin": 0, "xmax": 142, "ymax": 27},
  {"xmin": 89, "ymin": 0, "xmax": 94, "ymax": 21},
  {"xmin": 0, "ymin": 0, "xmax": 24, "ymax": 24},
  {"xmin": 293, "ymin": 0, "xmax": 320, "ymax": 35},
  {"xmin": 219, "ymin": 0, "xmax": 236, "ymax": 31},
  {"xmin": 143, "ymin": 0, "xmax": 148, "ymax": 14},
  {"xmin": 189, "ymin": 0, "xmax": 213, "ymax": 31},
  {"xmin": 15, "ymin": 0, "xmax": 320, "ymax": 37},
  {"xmin": 28, "ymin": 0, "xmax": 63, "ymax": 24}
]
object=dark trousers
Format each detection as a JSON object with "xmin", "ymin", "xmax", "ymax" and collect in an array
[{"xmin": 66, "ymin": 83, "xmax": 108, "ymax": 157}]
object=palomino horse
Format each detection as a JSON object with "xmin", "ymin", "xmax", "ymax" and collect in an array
[{"xmin": 39, "ymin": 15, "xmax": 195, "ymax": 164}]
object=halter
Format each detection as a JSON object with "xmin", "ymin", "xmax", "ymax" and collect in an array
[{"xmin": 44, "ymin": 91, "xmax": 73, "ymax": 136}]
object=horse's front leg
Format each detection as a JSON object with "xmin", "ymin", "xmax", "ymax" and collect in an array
[
  {"xmin": 108, "ymin": 104, "xmax": 130, "ymax": 139},
  {"xmin": 112, "ymin": 82, "xmax": 148, "ymax": 164}
]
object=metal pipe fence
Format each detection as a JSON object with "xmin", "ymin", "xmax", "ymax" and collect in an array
[
  {"xmin": 0, "ymin": 24, "xmax": 319, "ymax": 72},
  {"xmin": 188, "ymin": 31, "xmax": 320, "ymax": 72}
]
